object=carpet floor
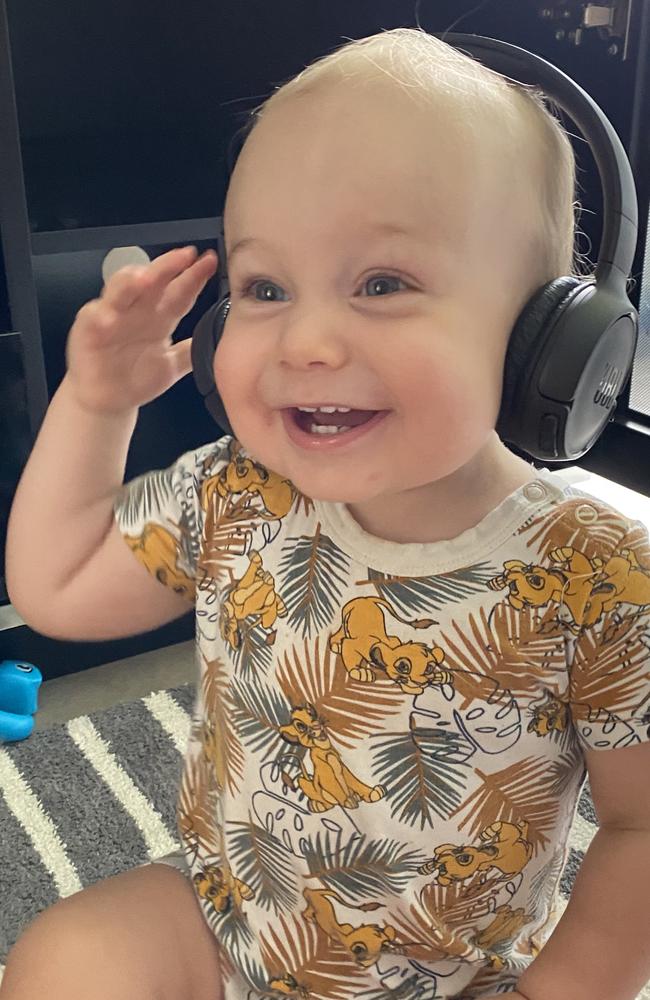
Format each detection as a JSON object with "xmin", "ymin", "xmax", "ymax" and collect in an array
[{"xmin": 1, "ymin": 682, "xmax": 648, "ymax": 998}]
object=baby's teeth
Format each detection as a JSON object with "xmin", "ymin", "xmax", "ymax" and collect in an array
[
  {"xmin": 297, "ymin": 406, "xmax": 352, "ymax": 413},
  {"xmin": 310, "ymin": 424, "xmax": 348, "ymax": 435}
]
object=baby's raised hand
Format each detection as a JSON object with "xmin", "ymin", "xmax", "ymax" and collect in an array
[{"xmin": 65, "ymin": 245, "xmax": 218, "ymax": 415}]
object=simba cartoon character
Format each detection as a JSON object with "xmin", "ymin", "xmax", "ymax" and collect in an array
[
  {"xmin": 418, "ymin": 821, "xmax": 533, "ymax": 886},
  {"xmin": 566, "ymin": 545, "xmax": 650, "ymax": 626},
  {"xmin": 193, "ymin": 862, "xmax": 254, "ymax": 914},
  {"xmin": 528, "ymin": 690, "xmax": 569, "ymax": 737},
  {"xmin": 264, "ymin": 974, "xmax": 309, "ymax": 999},
  {"xmin": 302, "ymin": 888, "xmax": 402, "ymax": 968},
  {"xmin": 470, "ymin": 902, "xmax": 529, "ymax": 957},
  {"xmin": 488, "ymin": 549, "xmax": 598, "ymax": 634},
  {"xmin": 124, "ymin": 523, "xmax": 194, "ymax": 602},
  {"xmin": 201, "ymin": 438, "xmax": 295, "ymax": 519},
  {"xmin": 279, "ymin": 704, "xmax": 385, "ymax": 812},
  {"xmin": 220, "ymin": 550, "xmax": 287, "ymax": 650},
  {"xmin": 490, "ymin": 544, "xmax": 650, "ymax": 633},
  {"xmin": 329, "ymin": 596, "xmax": 451, "ymax": 694}
]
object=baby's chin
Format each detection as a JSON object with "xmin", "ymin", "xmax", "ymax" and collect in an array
[{"xmin": 230, "ymin": 411, "xmax": 474, "ymax": 506}]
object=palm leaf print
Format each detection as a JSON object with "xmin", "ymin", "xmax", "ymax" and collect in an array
[
  {"xmin": 520, "ymin": 497, "xmax": 632, "ymax": 559},
  {"xmin": 545, "ymin": 749, "xmax": 585, "ymax": 799},
  {"xmin": 302, "ymin": 832, "xmax": 426, "ymax": 900},
  {"xmin": 227, "ymin": 617, "xmax": 276, "ymax": 679},
  {"xmin": 527, "ymin": 845, "xmax": 567, "ymax": 919},
  {"xmin": 449, "ymin": 755, "xmax": 562, "ymax": 852},
  {"xmin": 382, "ymin": 897, "xmax": 466, "ymax": 962},
  {"xmin": 442, "ymin": 604, "xmax": 566, "ymax": 705},
  {"xmin": 367, "ymin": 561, "xmax": 500, "ymax": 615},
  {"xmin": 115, "ymin": 465, "xmax": 178, "ymax": 526},
  {"xmin": 177, "ymin": 745, "xmax": 221, "ymax": 857},
  {"xmin": 210, "ymin": 899, "xmax": 255, "ymax": 961},
  {"xmin": 388, "ymin": 896, "xmax": 521, "ymax": 996},
  {"xmin": 231, "ymin": 676, "xmax": 288, "ymax": 759},
  {"xmin": 259, "ymin": 912, "xmax": 368, "ymax": 1000},
  {"xmin": 118, "ymin": 464, "xmax": 200, "ymax": 574},
  {"xmin": 357, "ymin": 963, "xmax": 451, "ymax": 1000},
  {"xmin": 227, "ymin": 817, "xmax": 299, "ymax": 914},
  {"xmin": 417, "ymin": 863, "xmax": 513, "ymax": 950},
  {"xmin": 622, "ymin": 520, "xmax": 650, "ymax": 561},
  {"xmin": 201, "ymin": 651, "xmax": 245, "ymax": 795},
  {"xmin": 276, "ymin": 634, "xmax": 404, "ymax": 749},
  {"xmin": 227, "ymin": 949, "xmax": 271, "ymax": 996},
  {"xmin": 212, "ymin": 938, "xmax": 238, "ymax": 989},
  {"xmin": 201, "ymin": 475, "xmax": 277, "ymax": 581},
  {"xmin": 277, "ymin": 526, "xmax": 350, "ymax": 637},
  {"xmin": 372, "ymin": 720, "xmax": 471, "ymax": 830},
  {"xmin": 570, "ymin": 609, "xmax": 650, "ymax": 725}
]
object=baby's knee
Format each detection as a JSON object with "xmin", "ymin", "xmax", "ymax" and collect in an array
[
  {"xmin": 2, "ymin": 867, "xmax": 223, "ymax": 1000},
  {"xmin": 2, "ymin": 896, "xmax": 95, "ymax": 997}
]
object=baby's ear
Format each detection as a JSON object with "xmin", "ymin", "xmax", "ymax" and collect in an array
[{"xmin": 279, "ymin": 723, "xmax": 300, "ymax": 744}]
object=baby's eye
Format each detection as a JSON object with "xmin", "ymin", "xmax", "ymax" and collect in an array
[
  {"xmin": 237, "ymin": 273, "xmax": 407, "ymax": 301},
  {"xmin": 362, "ymin": 274, "xmax": 407, "ymax": 296},
  {"xmin": 240, "ymin": 279, "xmax": 288, "ymax": 302}
]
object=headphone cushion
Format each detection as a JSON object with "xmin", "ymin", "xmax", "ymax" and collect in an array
[
  {"xmin": 500, "ymin": 275, "xmax": 582, "ymax": 421},
  {"xmin": 191, "ymin": 302, "xmax": 221, "ymax": 396}
]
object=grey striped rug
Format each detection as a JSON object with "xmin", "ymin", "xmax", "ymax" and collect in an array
[
  {"xmin": 0, "ymin": 683, "xmax": 194, "ymax": 973},
  {"xmin": 1, "ymin": 684, "xmax": 648, "ymax": 998}
]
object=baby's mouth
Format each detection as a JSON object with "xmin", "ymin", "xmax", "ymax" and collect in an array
[{"xmin": 290, "ymin": 408, "xmax": 379, "ymax": 433}]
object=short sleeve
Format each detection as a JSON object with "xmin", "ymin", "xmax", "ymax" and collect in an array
[
  {"xmin": 112, "ymin": 438, "xmax": 229, "ymax": 605},
  {"xmin": 569, "ymin": 515, "xmax": 650, "ymax": 752}
]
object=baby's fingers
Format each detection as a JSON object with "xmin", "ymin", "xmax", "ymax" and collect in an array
[
  {"xmin": 156, "ymin": 249, "xmax": 219, "ymax": 319},
  {"xmin": 100, "ymin": 265, "xmax": 150, "ymax": 311},
  {"xmin": 167, "ymin": 336, "xmax": 194, "ymax": 382},
  {"xmin": 101, "ymin": 246, "xmax": 199, "ymax": 311}
]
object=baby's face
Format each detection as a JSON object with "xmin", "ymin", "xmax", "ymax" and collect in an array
[{"xmin": 215, "ymin": 80, "xmax": 531, "ymax": 504}]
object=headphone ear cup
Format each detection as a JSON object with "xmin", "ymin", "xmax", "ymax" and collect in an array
[
  {"xmin": 497, "ymin": 276, "xmax": 581, "ymax": 447},
  {"xmin": 191, "ymin": 295, "xmax": 233, "ymax": 434}
]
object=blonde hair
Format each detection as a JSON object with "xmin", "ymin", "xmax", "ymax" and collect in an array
[{"xmin": 233, "ymin": 27, "xmax": 594, "ymax": 299}]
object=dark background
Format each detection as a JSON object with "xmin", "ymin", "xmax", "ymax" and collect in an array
[{"xmin": 1, "ymin": 0, "xmax": 648, "ymax": 677}]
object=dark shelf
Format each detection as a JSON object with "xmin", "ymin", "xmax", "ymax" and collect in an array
[
  {"xmin": 22, "ymin": 129, "xmax": 229, "ymax": 234},
  {"xmin": 31, "ymin": 217, "xmax": 220, "ymax": 256}
]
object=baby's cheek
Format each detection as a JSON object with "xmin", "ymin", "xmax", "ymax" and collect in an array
[
  {"xmin": 213, "ymin": 334, "xmax": 253, "ymax": 410},
  {"xmin": 413, "ymin": 355, "xmax": 499, "ymax": 453}
]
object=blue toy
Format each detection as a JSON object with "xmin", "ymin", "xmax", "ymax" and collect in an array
[{"xmin": 0, "ymin": 660, "xmax": 43, "ymax": 742}]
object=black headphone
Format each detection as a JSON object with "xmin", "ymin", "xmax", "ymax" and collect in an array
[{"xmin": 192, "ymin": 32, "xmax": 639, "ymax": 462}]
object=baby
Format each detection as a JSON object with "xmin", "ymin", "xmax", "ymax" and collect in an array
[{"xmin": 4, "ymin": 26, "xmax": 650, "ymax": 1000}]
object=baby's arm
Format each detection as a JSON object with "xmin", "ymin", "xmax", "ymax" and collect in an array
[{"xmin": 5, "ymin": 246, "xmax": 217, "ymax": 641}]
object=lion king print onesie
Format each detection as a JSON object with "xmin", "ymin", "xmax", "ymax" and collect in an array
[{"xmin": 113, "ymin": 434, "xmax": 650, "ymax": 1000}]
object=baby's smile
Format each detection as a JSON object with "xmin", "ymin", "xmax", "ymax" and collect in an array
[{"xmin": 282, "ymin": 405, "xmax": 390, "ymax": 447}]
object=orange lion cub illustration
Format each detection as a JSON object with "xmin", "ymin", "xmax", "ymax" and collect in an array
[
  {"xmin": 329, "ymin": 596, "xmax": 450, "ymax": 695},
  {"xmin": 219, "ymin": 550, "xmax": 287, "ymax": 650},
  {"xmin": 279, "ymin": 704, "xmax": 385, "ymax": 812},
  {"xmin": 193, "ymin": 862, "xmax": 254, "ymax": 914},
  {"xmin": 302, "ymin": 888, "xmax": 402, "ymax": 968},
  {"xmin": 124, "ymin": 523, "xmax": 194, "ymax": 601},
  {"xmin": 418, "ymin": 820, "xmax": 533, "ymax": 887}
]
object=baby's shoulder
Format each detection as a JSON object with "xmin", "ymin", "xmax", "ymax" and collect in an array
[{"xmin": 530, "ymin": 476, "xmax": 650, "ymax": 564}]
